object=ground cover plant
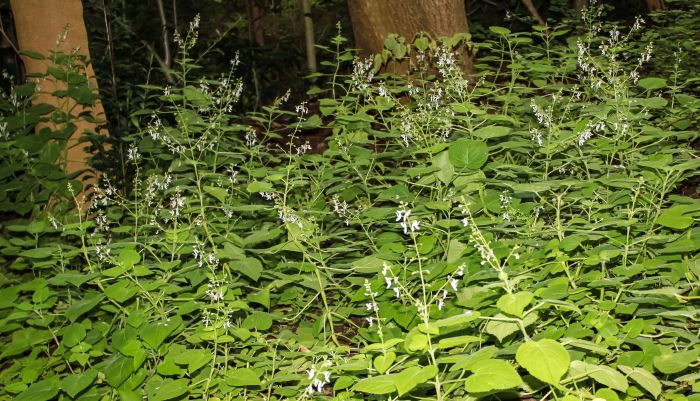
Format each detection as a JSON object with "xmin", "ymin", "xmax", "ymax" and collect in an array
[{"xmin": 1, "ymin": 2, "xmax": 699, "ymax": 401}]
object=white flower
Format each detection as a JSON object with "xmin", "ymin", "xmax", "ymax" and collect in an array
[{"xmin": 450, "ymin": 278, "xmax": 459, "ymax": 291}]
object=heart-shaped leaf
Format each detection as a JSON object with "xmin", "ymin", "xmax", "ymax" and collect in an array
[{"xmin": 516, "ymin": 339, "xmax": 570, "ymax": 385}]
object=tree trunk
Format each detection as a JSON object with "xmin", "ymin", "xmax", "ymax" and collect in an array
[
  {"xmin": 573, "ymin": 0, "xmax": 588, "ymax": 11},
  {"xmin": 10, "ymin": 0, "xmax": 106, "ymax": 204},
  {"xmin": 647, "ymin": 0, "xmax": 665, "ymax": 11},
  {"xmin": 521, "ymin": 0, "xmax": 546, "ymax": 26},
  {"xmin": 347, "ymin": 0, "xmax": 471, "ymax": 72},
  {"xmin": 302, "ymin": 0, "xmax": 317, "ymax": 74}
]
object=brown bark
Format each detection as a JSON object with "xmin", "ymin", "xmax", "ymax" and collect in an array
[
  {"xmin": 647, "ymin": 0, "xmax": 665, "ymax": 11},
  {"xmin": 347, "ymin": 0, "xmax": 471, "ymax": 72},
  {"xmin": 11, "ymin": 0, "xmax": 107, "ymax": 205},
  {"xmin": 302, "ymin": 0, "xmax": 317, "ymax": 74},
  {"xmin": 573, "ymin": 0, "xmax": 588, "ymax": 10},
  {"xmin": 250, "ymin": 0, "xmax": 265, "ymax": 46},
  {"xmin": 521, "ymin": 0, "xmax": 546, "ymax": 26}
]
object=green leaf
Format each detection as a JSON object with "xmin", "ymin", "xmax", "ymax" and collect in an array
[
  {"xmin": 66, "ymin": 293, "xmax": 104, "ymax": 322},
  {"xmin": 373, "ymin": 352, "xmax": 396, "ymax": 374},
  {"xmin": 437, "ymin": 335, "xmax": 481, "ymax": 349},
  {"xmin": 516, "ymin": 339, "xmax": 570, "ymax": 385},
  {"xmin": 464, "ymin": 359, "xmax": 522, "ymax": 393},
  {"xmin": 447, "ymin": 239, "xmax": 467, "ymax": 264},
  {"xmin": 204, "ymin": 186, "xmax": 228, "ymax": 203},
  {"xmin": 19, "ymin": 247, "xmax": 56, "ymax": 259},
  {"xmin": 242, "ymin": 311, "xmax": 274, "ymax": 331},
  {"xmin": 149, "ymin": 378, "xmax": 189, "ymax": 401},
  {"xmin": 353, "ymin": 375, "xmax": 396, "ymax": 394},
  {"xmin": 638, "ymin": 77, "xmax": 666, "ymax": 90},
  {"xmin": 432, "ymin": 151, "xmax": 454, "ymax": 184},
  {"xmin": 118, "ymin": 248, "xmax": 140, "ymax": 267},
  {"xmin": 104, "ymin": 281, "xmax": 138, "ymax": 303},
  {"xmin": 14, "ymin": 377, "xmax": 60, "ymax": 401},
  {"xmin": 489, "ymin": 26, "xmax": 511, "ymax": 35},
  {"xmin": 448, "ymin": 139, "xmax": 488, "ymax": 170},
  {"xmin": 227, "ymin": 368, "xmax": 261, "ymax": 387},
  {"xmin": 570, "ymin": 361, "xmax": 628, "ymax": 392},
  {"xmin": 62, "ymin": 369, "xmax": 98, "ymax": 398},
  {"xmin": 395, "ymin": 365, "xmax": 438, "ymax": 396},
  {"xmin": 405, "ymin": 330, "xmax": 428, "ymax": 352},
  {"xmin": 472, "ymin": 125, "xmax": 511, "ymax": 139},
  {"xmin": 173, "ymin": 349, "xmax": 212, "ymax": 373},
  {"xmin": 102, "ymin": 354, "xmax": 134, "ymax": 388},
  {"xmin": 433, "ymin": 310, "xmax": 480, "ymax": 328},
  {"xmin": 233, "ymin": 257, "xmax": 263, "ymax": 281},
  {"xmin": 496, "ymin": 291, "xmax": 534, "ymax": 318},
  {"xmin": 247, "ymin": 181, "xmax": 274, "ymax": 193},
  {"xmin": 653, "ymin": 349, "xmax": 699, "ymax": 374},
  {"xmin": 139, "ymin": 317, "xmax": 181, "ymax": 349},
  {"xmin": 62, "ymin": 323, "xmax": 87, "ymax": 348},
  {"xmin": 657, "ymin": 207, "xmax": 694, "ymax": 229},
  {"xmin": 618, "ymin": 365, "xmax": 661, "ymax": 399}
]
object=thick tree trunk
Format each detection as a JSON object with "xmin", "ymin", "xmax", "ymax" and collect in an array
[
  {"xmin": 10, "ymin": 0, "xmax": 106, "ymax": 204},
  {"xmin": 347, "ymin": 0, "xmax": 471, "ymax": 72},
  {"xmin": 647, "ymin": 0, "xmax": 665, "ymax": 11}
]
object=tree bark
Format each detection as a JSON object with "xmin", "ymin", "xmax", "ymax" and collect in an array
[
  {"xmin": 11, "ymin": 0, "xmax": 107, "ymax": 204},
  {"xmin": 647, "ymin": 0, "xmax": 665, "ymax": 11},
  {"xmin": 573, "ymin": 0, "xmax": 588, "ymax": 10},
  {"xmin": 521, "ymin": 0, "xmax": 546, "ymax": 26},
  {"xmin": 302, "ymin": 0, "xmax": 317, "ymax": 74},
  {"xmin": 347, "ymin": 0, "xmax": 471, "ymax": 72}
]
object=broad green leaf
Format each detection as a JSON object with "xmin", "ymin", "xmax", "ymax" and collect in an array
[
  {"xmin": 570, "ymin": 361, "xmax": 628, "ymax": 392},
  {"xmin": 433, "ymin": 151, "xmax": 454, "ymax": 184},
  {"xmin": 139, "ymin": 317, "xmax": 181, "ymax": 349},
  {"xmin": 653, "ymin": 349, "xmax": 699, "ymax": 374},
  {"xmin": 118, "ymin": 248, "xmax": 140, "ymax": 267},
  {"xmin": 618, "ymin": 365, "xmax": 661, "ymax": 399},
  {"xmin": 472, "ymin": 125, "xmax": 511, "ymax": 139},
  {"xmin": 227, "ymin": 368, "xmax": 261, "ymax": 387},
  {"xmin": 489, "ymin": 26, "xmax": 511, "ymax": 35},
  {"xmin": 204, "ymin": 186, "xmax": 228, "ymax": 203},
  {"xmin": 516, "ymin": 339, "xmax": 570, "ymax": 385},
  {"xmin": 66, "ymin": 293, "xmax": 104, "ymax": 322},
  {"xmin": 373, "ymin": 352, "xmax": 396, "ymax": 374},
  {"xmin": 496, "ymin": 291, "xmax": 534, "ymax": 318},
  {"xmin": 656, "ymin": 208, "xmax": 694, "ymax": 229},
  {"xmin": 405, "ymin": 330, "xmax": 428, "ymax": 352},
  {"xmin": 448, "ymin": 139, "xmax": 488, "ymax": 170},
  {"xmin": 242, "ymin": 311, "xmax": 274, "ymax": 331},
  {"xmin": 62, "ymin": 323, "xmax": 87, "ymax": 348},
  {"xmin": 19, "ymin": 247, "xmax": 56, "ymax": 259},
  {"xmin": 233, "ymin": 257, "xmax": 263, "ymax": 281},
  {"xmin": 14, "ymin": 377, "xmax": 60, "ymax": 401},
  {"xmin": 437, "ymin": 335, "xmax": 481, "ymax": 349},
  {"xmin": 353, "ymin": 375, "xmax": 395, "ymax": 394},
  {"xmin": 638, "ymin": 77, "xmax": 666, "ymax": 90},
  {"xmin": 395, "ymin": 365, "xmax": 438, "ymax": 396},
  {"xmin": 173, "ymin": 349, "xmax": 212, "ymax": 373},
  {"xmin": 103, "ymin": 281, "xmax": 138, "ymax": 304},
  {"xmin": 464, "ymin": 359, "xmax": 522, "ymax": 393},
  {"xmin": 102, "ymin": 354, "xmax": 134, "ymax": 388},
  {"xmin": 247, "ymin": 181, "xmax": 274, "ymax": 193},
  {"xmin": 433, "ymin": 310, "xmax": 480, "ymax": 328},
  {"xmin": 447, "ymin": 239, "xmax": 467, "ymax": 263},
  {"xmin": 450, "ymin": 346, "xmax": 497, "ymax": 371},
  {"xmin": 149, "ymin": 378, "xmax": 189, "ymax": 401},
  {"xmin": 62, "ymin": 369, "xmax": 98, "ymax": 398}
]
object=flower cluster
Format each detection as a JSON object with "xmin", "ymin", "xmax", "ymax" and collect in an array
[{"xmin": 396, "ymin": 205, "xmax": 419, "ymax": 235}]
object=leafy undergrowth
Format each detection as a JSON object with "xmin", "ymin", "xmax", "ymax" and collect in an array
[{"xmin": 1, "ymin": 5, "xmax": 700, "ymax": 401}]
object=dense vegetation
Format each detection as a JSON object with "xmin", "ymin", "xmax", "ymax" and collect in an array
[{"xmin": 1, "ymin": 1, "xmax": 699, "ymax": 401}]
